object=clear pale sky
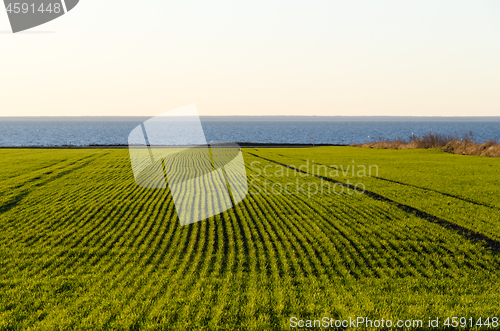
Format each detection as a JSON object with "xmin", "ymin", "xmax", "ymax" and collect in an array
[{"xmin": 1, "ymin": 0, "xmax": 499, "ymax": 116}]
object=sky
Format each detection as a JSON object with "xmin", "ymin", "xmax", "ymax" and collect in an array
[{"xmin": 1, "ymin": 0, "xmax": 499, "ymax": 117}]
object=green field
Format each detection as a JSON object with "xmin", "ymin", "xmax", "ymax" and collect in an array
[{"xmin": 1, "ymin": 147, "xmax": 500, "ymax": 330}]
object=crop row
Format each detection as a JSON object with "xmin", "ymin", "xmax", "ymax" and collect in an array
[{"xmin": 0, "ymin": 149, "xmax": 499, "ymax": 329}]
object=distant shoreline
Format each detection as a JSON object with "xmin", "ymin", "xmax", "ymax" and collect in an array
[
  {"xmin": 1, "ymin": 116, "xmax": 500, "ymax": 122},
  {"xmin": 0, "ymin": 143, "xmax": 347, "ymax": 149}
]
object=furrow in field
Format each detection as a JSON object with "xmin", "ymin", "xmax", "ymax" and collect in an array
[
  {"xmin": 18, "ymin": 153, "xmax": 165, "ymax": 277},
  {"xmin": 263, "ymin": 152, "xmax": 496, "ymax": 210},
  {"xmin": 226, "ymin": 196, "xmax": 295, "ymax": 328},
  {"xmin": 249, "ymin": 153, "xmax": 500, "ymax": 255},
  {"xmin": 146, "ymin": 214, "xmax": 215, "ymax": 326},
  {"xmin": 0, "ymin": 153, "xmax": 102, "ymax": 217},
  {"xmin": 0, "ymin": 154, "xmax": 110, "ymax": 248},
  {"xmin": 0, "ymin": 149, "xmax": 79, "ymax": 183},
  {"xmin": 372, "ymin": 175, "xmax": 497, "ymax": 209},
  {"xmin": 34, "ymin": 179, "xmax": 134, "ymax": 250},
  {"xmin": 76, "ymin": 189, "xmax": 167, "ymax": 277},
  {"xmin": 94, "ymin": 212, "xmax": 192, "ymax": 326},
  {"xmin": 250, "ymin": 180, "xmax": 361, "ymax": 279},
  {"xmin": 99, "ymin": 155, "xmax": 227, "ymax": 321},
  {"xmin": 320, "ymin": 201, "xmax": 457, "ymax": 277},
  {"xmin": 66, "ymin": 200, "xmax": 181, "ymax": 326},
  {"xmin": 282, "ymin": 189, "xmax": 424, "ymax": 278},
  {"xmin": 25, "ymin": 180, "xmax": 130, "ymax": 248},
  {"xmin": 245, "ymin": 154, "xmax": 423, "ymax": 278},
  {"xmin": 250, "ymin": 154, "xmax": 426, "ymax": 278},
  {"xmin": 19, "ymin": 181, "xmax": 145, "ymax": 278},
  {"xmin": 244, "ymin": 159, "xmax": 348, "ymax": 279},
  {"xmin": 262, "ymin": 150, "xmax": 500, "ymax": 241},
  {"xmin": 249, "ymin": 192, "xmax": 321, "ymax": 279}
]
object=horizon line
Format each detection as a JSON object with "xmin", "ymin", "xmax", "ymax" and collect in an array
[{"xmin": 2, "ymin": 115, "xmax": 500, "ymax": 118}]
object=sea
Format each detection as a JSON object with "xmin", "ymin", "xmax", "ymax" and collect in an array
[{"xmin": 0, "ymin": 117, "xmax": 499, "ymax": 147}]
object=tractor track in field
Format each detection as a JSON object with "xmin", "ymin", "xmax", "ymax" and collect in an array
[
  {"xmin": 269, "ymin": 154, "xmax": 497, "ymax": 210},
  {"xmin": 371, "ymin": 176, "xmax": 498, "ymax": 209},
  {"xmin": 0, "ymin": 153, "xmax": 104, "ymax": 216},
  {"xmin": 2, "ymin": 149, "xmax": 500, "ymax": 329},
  {"xmin": 249, "ymin": 153, "xmax": 500, "ymax": 252}
]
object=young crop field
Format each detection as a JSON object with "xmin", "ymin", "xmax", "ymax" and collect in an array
[{"xmin": 0, "ymin": 147, "xmax": 499, "ymax": 330}]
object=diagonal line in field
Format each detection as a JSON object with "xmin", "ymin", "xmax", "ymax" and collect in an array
[
  {"xmin": 248, "ymin": 153, "xmax": 500, "ymax": 252},
  {"xmin": 268, "ymin": 155, "xmax": 497, "ymax": 210},
  {"xmin": 0, "ymin": 153, "xmax": 103, "ymax": 215},
  {"xmin": 369, "ymin": 175, "xmax": 497, "ymax": 209}
]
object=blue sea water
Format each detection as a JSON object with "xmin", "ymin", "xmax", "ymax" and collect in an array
[{"xmin": 0, "ymin": 117, "xmax": 499, "ymax": 147}]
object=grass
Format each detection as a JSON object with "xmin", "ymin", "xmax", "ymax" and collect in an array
[
  {"xmin": 354, "ymin": 132, "xmax": 500, "ymax": 158},
  {"xmin": 0, "ymin": 147, "xmax": 499, "ymax": 330}
]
